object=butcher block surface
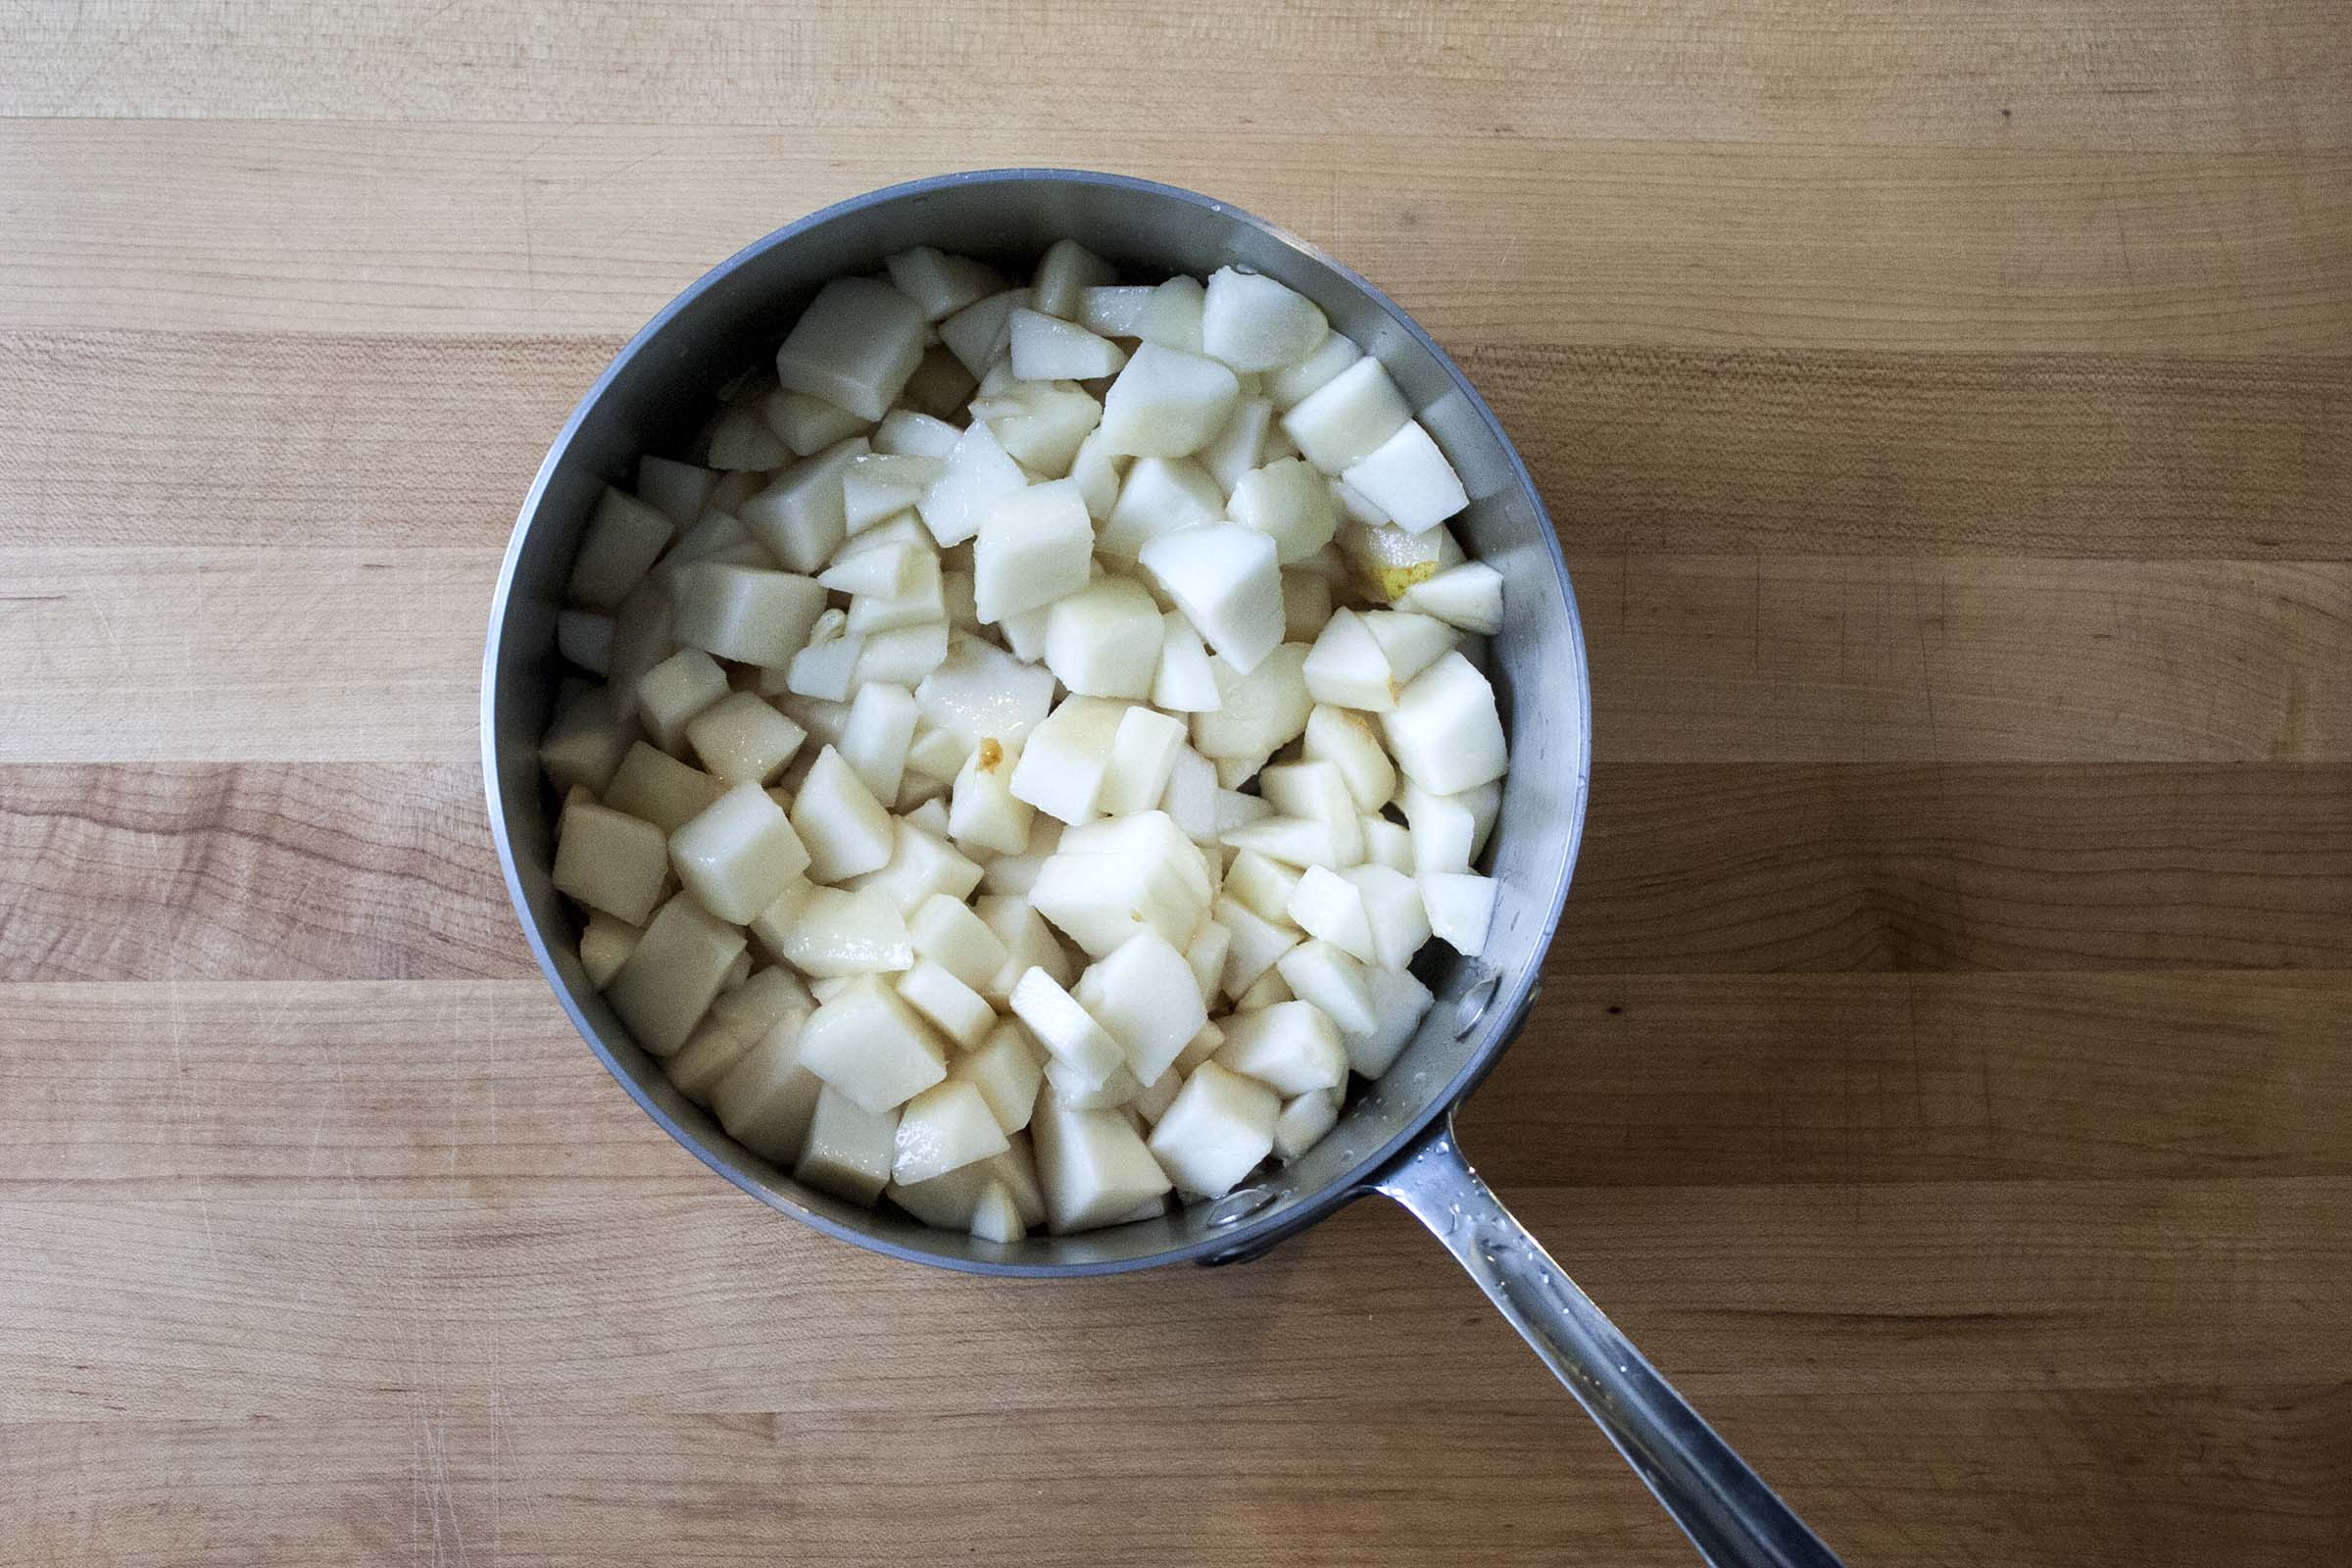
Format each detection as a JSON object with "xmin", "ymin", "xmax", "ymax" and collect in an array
[{"xmin": 2, "ymin": 4, "xmax": 2348, "ymax": 1563}]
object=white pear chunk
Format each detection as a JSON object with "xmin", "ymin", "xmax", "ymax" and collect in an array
[
  {"xmin": 539, "ymin": 685, "xmax": 637, "ymax": 796},
  {"xmin": 852, "ymin": 601, "xmax": 952, "ymax": 668},
  {"xmin": 841, "ymin": 453, "xmax": 948, "ymax": 536},
  {"xmin": 1073, "ymin": 928, "xmax": 1207, "ymax": 1085},
  {"xmin": 798, "ymin": 974, "xmax": 949, "ymax": 1113},
  {"xmin": 874, "ymin": 408, "xmax": 963, "ymax": 459},
  {"xmin": 578, "ymin": 909, "xmax": 643, "ymax": 990},
  {"xmin": 937, "ymin": 286, "xmax": 1032, "ymax": 376},
  {"xmin": 1200, "ymin": 267, "xmax": 1329, "ymax": 373},
  {"xmin": 1224, "ymin": 458, "xmax": 1339, "ymax": 568},
  {"xmin": 1272, "ymin": 1088, "xmax": 1343, "ymax": 1161},
  {"xmin": 557, "ymin": 610, "xmax": 613, "ymax": 675},
  {"xmin": 997, "ymin": 605, "xmax": 1050, "ymax": 662},
  {"xmin": 1007, "ymin": 695, "xmax": 1125, "ymax": 825},
  {"xmin": 836, "ymin": 682, "xmax": 919, "ymax": 803},
  {"xmin": 1216, "ymin": 1000, "xmax": 1348, "ymax": 1096},
  {"xmin": 774, "ymin": 277, "xmax": 927, "ymax": 422},
  {"xmin": 757, "ymin": 883, "xmax": 912, "ymax": 977},
  {"xmin": 896, "ymin": 959, "xmax": 998, "ymax": 1053},
  {"xmin": 968, "ymin": 1180, "xmax": 1026, "ymax": 1242},
  {"xmin": 916, "ymin": 632, "xmax": 1057, "ymax": 746},
  {"xmin": 1031, "ymin": 1084, "xmax": 1173, "ymax": 1233},
  {"xmin": 1137, "ymin": 274, "xmax": 1207, "ymax": 352},
  {"xmin": 1184, "ymin": 920, "xmax": 1233, "ymax": 1006},
  {"xmin": 720, "ymin": 951, "xmax": 754, "ymax": 992},
  {"xmin": 1140, "ymin": 523, "xmax": 1283, "ymax": 674},
  {"xmin": 1151, "ymin": 611, "xmax": 1222, "ymax": 712},
  {"xmin": 1285, "ymin": 864, "xmax": 1377, "ymax": 963},
  {"xmin": 604, "ymin": 741, "xmax": 724, "ymax": 833},
  {"xmin": 707, "ymin": 405, "xmax": 790, "ymax": 469},
  {"xmin": 784, "ymin": 627, "xmax": 862, "ymax": 702},
  {"xmin": 1088, "ymin": 708, "xmax": 1184, "ymax": 820},
  {"xmin": 1342, "ymin": 963, "xmax": 1433, "ymax": 1078},
  {"xmin": 1007, "ymin": 967, "xmax": 1126, "ymax": 1089},
  {"xmin": 904, "ymin": 721, "xmax": 973, "ymax": 785},
  {"xmin": 849, "ymin": 819, "xmax": 984, "ymax": 913},
  {"xmin": 1100, "ymin": 456, "xmax": 1222, "ymax": 559},
  {"xmin": 708, "ymin": 966, "xmax": 814, "ymax": 1045},
  {"xmin": 1347, "ymin": 863, "xmax": 1431, "ymax": 969},
  {"xmin": 976, "ymin": 817, "xmax": 1062, "ymax": 898},
  {"xmin": 1068, "ymin": 429, "xmax": 1128, "ymax": 519},
  {"xmin": 1362, "ymin": 815, "xmax": 1415, "ymax": 873},
  {"xmin": 1267, "ymin": 330, "xmax": 1362, "ymax": 412},
  {"xmin": 1199, "ymin": 397, "xmax": 1274, "ymax": 494},
  {"xmin": 1215, "ymin": 789, "xmax": 1272, "ymax": 840},
  {"xmin": 1147, "ymin": 1059, "xmax": 1280, "ymax": 1198},
  {"xmin": 951, "ymin": 1019, "xmax": 1046, "ymax": 1134},
  {"xmin": 971, "ymin": 477, "xmax": 1095, "ymax": 621},
  {"xmin": 1098, "ymin": 343, "xmax": 1241, "ymax": 459},
  {"xmin": 965, "ymin": 379, "xmax": 1102, "ymax": 475},
  {"xmin": 1359, "ymin": 609, "xmax": 1458, "ymax": 682},
  {"xmin": 1175, "ymin": 1020, "xmax": 1227, "ymax": 1076},
  {"xmin": 670, "ymin": 783, "xmax": 812, "ymax": 923},
  {"xmin": 1079, "ymin": 284, "xmax": 1155, "ymax": 337},
  {"xmin": 1225, "ymin": 849, "xmax": 1304, "ymax": 928},
  {"xmin": 947, "ymin": 735, "xmax": 1035, "ymax": 856},
  {"xmin": 1345, "ymin": 522, "xmax": 1462, "ymax": 603},
  {"xmin": 1281, "ymin": 356, "xmax": 1412, "ymax": 474},
  {"xmin": 1046, "ymin": 1055, "xmax": 1144, "ymax": 1111},
  {"xmin": 822, "ymin": 534, "xmax": 929, "ymax": 601},
  {"xmin": 1397, "ymin": 561, "xmax": 1503, "ymax": 633},
  {"xmin": 655, "ymin": 508, "xmax": 754, "ymax": 594},
  {"xmin": 1340, "ymin": 418, "xmax": 1467, "ymax": 534},
  {"xmin": 1044, "ymin": 577, "xmax": 1163, "ymax": 699},
  {"xmin": 903, "ymin": 796, "xmax": 952, "ymax": 836},
  {"xmin": 637, "ymin": 455, "xmax": 717, "ymax": 527},
  {"xmin": 1275, "ymin": 940, "xmax": 1380, "ymax": 1036},
  {"xmin": 1031, "ymin": 812, "xmax": 1214, "ymax": 957},
  {"xmin": 761, "ymin": 388, "xmax": 872, "ymax": 458},
  {"xmin": 1257, "ymin": 760, "xmax": 1367, "ymax": 866},
  {"xmin": 1382, "ymin": 651, "xmax": 1508, "ymax": 794},
  {"xmin": 1421, "ymin": 870, "xmax": 1498, "ymax": 956},
  {"xmin": 1030, "ymin": 238, "xmax": 1118, "ymax": 318},
  {"xmin": 606, "ymin": 894, "xmax": 747, "ymax": 1056},
  {"xmin": 568, "ymin": 487, "xmax": 674, "ymax": 611},
  {"xmin": 665, "ymin": 1009, "xmax": 759, "ymax": 1106},
  {"xmin": 1303, "ymin": 705, "xmax": 1396, "ymax": 810},
  {"xmin": 916, "ymin": 419, "xmax": 1027, "ymax": 549},
  {"xmin": 554, "ymin": 800, "xmax": 669, "ymax": 925},
  {"xmin": 1190, "ymin": 643, "xmax": 1311, "ymax": 760},
  {"xmin": 975, "ymin": 893, "xmax": 1075, "ymax": 1004},
  {"xmin": 905, "ymin": 891, "xmax": 1009, "ymax": 990},
  {"xmin": 1159, "ymin": 744, "xmax": 1219, "ymax": 845},
  {"xmin": 1214, "ymin": 895, "xmax": 1301, "ymax": 1000},
  {"xmin": 1131, "ymin": 1065, "xmax": 1184, "ymax": 1127},
  {"xmin": 686, "ymin": 690, "xmax": 808, "ymax": 786},
  {"xmin": 635, "ymin": 647, "xmax": 730, "ymax": 754},
  {"xmin": 670, "ymin": 562, "xmax": 826, "ymax": 670},
  {"xmin": 1008, "ymin": 307, "xmax": 1128, "ymax": 380},
  {"xmin": 884, "ymin": 246, "xmax": 1004, "ymax": 322},
  {"xmin": 892, "ymin": 1079, "xmax": 1010, "ymax": 1185},
  {"xmin": 794, "ymin": 1086, "xmax": 901, "ymax": 1203},
  {"xmin": 740, "ymin": 436, "xmax": 869, "ymax": 572},
  {"xmin": 710, "ymin": 1016, "xmax": 824, "ymax": 1164},
  {"xmin": 790, "ymin": 745, "xmax": 896, "ymax": 882},
  {"xmin": 1236, "ymin": 970, "xmax": 1295, "ymax": 1011}
]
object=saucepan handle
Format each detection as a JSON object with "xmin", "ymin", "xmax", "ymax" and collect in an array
[{"xmin": 1374, "ymin": 1115, "xmax": 1846, "ymax": 1568}]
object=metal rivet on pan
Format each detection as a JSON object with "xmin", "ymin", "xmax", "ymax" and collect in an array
[
  {"xmin": 1204, "ymin": 1187, "xmax": 1276, "ymax": 1227},
  {"xmin": 1452, "ymin": 962, "xmax": 1503, "ymax": 1039}
]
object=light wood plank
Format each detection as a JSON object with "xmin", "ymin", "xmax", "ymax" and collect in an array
[
  {"xmin": 2, "ymin": 122, "xmax": 2345, "ymax": 349},
  {"xmin": 11, "ymin": 331, "xmax": 2349, "ymax": 558},
  {"xmin": 3, "ymin": 1385, "xmax": 2343, "ymax": 1568},
  {"xmin": 7, "ymin": 0, "xmax": 2347, "ymax": 155}
]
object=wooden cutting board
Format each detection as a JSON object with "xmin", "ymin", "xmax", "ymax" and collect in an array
[{"xmin": 2, "ymin": 5, "xmax": 2347, "ymax": 1563}]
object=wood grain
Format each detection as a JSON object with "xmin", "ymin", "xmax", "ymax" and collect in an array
[{"xmin": 2, "ymin": 122, "xmax": 2345, "ymax": 350}]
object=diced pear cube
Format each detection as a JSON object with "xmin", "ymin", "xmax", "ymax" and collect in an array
[
  {"xmin": 1359, "ymin": 610, "xmax": 1466, "ymax": 685},
  {"xmin": 837, "ymin": 681, "xmax": 919, "ymax": 804},
  {"xmin": 1422, "ymin": 870, "xmax": 1498, "ymax": 956},
  {"xmin": 909, "ymin": 419, "xmax": 1018, "ymax": 551},
  {"xmin": 707, "ymin": 404, "xmax": 790, "ymax": 469},
  {"xmin": 1267, "ymin": 330, "xmax": 1362, "ymax": 412},
  {"xmin": 794, "ymin": 1086, "xmax": 900, "ymax": 1203},
  {"xmin": 1184, "ymin": 921, "xmax": 1233, "ymax": 1008},
  {"xmin": 1302, "ymin": 607, "xmax": 1398, "ymax": 711},
  {"xmin": 554, "ymin": 799, "xmax": 669, "ymax": 925},
  {"xmin": 1200, "ymin": 397, "xmax": 1275, "ymax": 494},
  {"xmin": 1303, "ymin": 705, "xmax": 1396, "ymax": 811},
  {"xmin": 1362, "ymin": 815, "xmax": 1415, "ymax": 873},
  {"xmin": 1382, "ymin": 651, "xmax": 1507, "ymax": 794},
  {"xmin": 892, "ymin": 1079, "xmax": 1011, "ymax": 1186},
  {"xmin": 557, "ymin": 608, "xmax": 613, "ymax": 675},
  {"xmin": 950, "ymin": 1019, "xmax": 1046, "ymax": 1134},
  {"xmin": 1100, "ymin": 456, "xmax": 1222, "ymax": 559},
  {"xmin": 1338, "ymin": 963, "xmax": 1430, "ymax": 1078},
  {"xmin": 1031, "ymin": 238, "xmax": 1118, "ymax": 319},
  {"xmin": 1191, "ymin": 643, "xmax": 1311, "ymax": 760},
  {"xmin": 854, "ymin": 619, "xmax": 950, "ymax": 687},
  {"xmin": 1078, "ymin": 284, "xmax": 1155, "ymax": 337},
  {"xmin": 874, "ymin": 408, "xmax": 963, "ymax": 459},
  {"xmin": 966, "ymin": 379, "xmax": 1102, "ymax": 476},
  {"xmin": 1225, "ymin": 850, "xmax": 1302, "ymax": 927},
  {"xmin": 664, "ymin": 1012, "xmax": 759, "ymax": 1105},
  {"xmin": 1236, "ymin": 969, "xmax": 1296, "ymax": 1010},
  {"xmin": 1140, "ymin": 523, "xmax": 1284, "ymax": 675},
  {"xmin": 938, "ymin": 286, "xmax": 1031, "ymax": 377},
  {"xmin": 1214, "ymin": 896, "xmax": 1300, "ymax": 1000},
  {"xmin": 606, "ymin": 894, "xmax": 747, "ymax": 1056},
  {"xmin": 1174, "ymin": 1020, "xmax": 1227, "ymax": 1076},
  {"xmin": 884, "ymin": 246, "xmax": 1004, "ymax": 322},
  {"xmin": 1068, "ymin": 428, "xmax": 1127, "ymax": 518},
  {"xmin": 756, "ymin": 882, "xmax": 912, "ymax": 977},
  {"xmin": 1044, "ymin": 577, "xmax": 1163, "ymax": 699},
  {"xmin": 1340, "ymin": 418, "xmax": 1467, "ymax": 534},
  {"xmin": 740, "ymin": 436, "xmax": 870, "ymax": 572},
  {"xmin": 1030, "ymin": 1084, "xmax": 1173, "ymax": 1233},
  {"xmin": 1217, "ymin": 1000, "xmax": 1348, "ymax": 1096},
  {"xmin": 798, "ymin": 974, "xmax": 949, "ymax": 1113},
  {"xmin": 708, "ymin": 965, "xmax": 814, "ymax": 1045},
  {"xmin": 1096, "ymin": 706, "xmax": 1188, "ymax": 817},
  {"xmin": 975, "ymin": 894, "xmax": 1075, "ymax": 1004},
  {"xmin": 970, "ymin": 1181, "xmax": 1026, "ymax": 1243},
  {"xmin": 1347, "ymin": 862, "xmax": 1431, "ymax": 969},
  {"xmin": 896, "ymin": 958, "xmax": 997, "ymax": 1052},
  {"xmin": 1030, "ymin": 851, "xmax": 1211, "ymax": 959},
  {"xmin": 916, "ymin": 633, "xmax": 1057, "ymax": 747},
  {"xmin": 903, "ymin": 795, "xmax": 952, "ymax": 835},
  {"xmin": 655, "ymin": 509, "xmax": 755, "ymax": 595},
  {"xmin": 948, "ymin": 735, "xmax": 1034, "ymax": 856},
  {"xmin": 1151, "ymin": 611, "xmax": 1222, "ymax": 712},
  {"xmin": 1072, "ymin": 929, "xmax": 1206, "ymax": 1086},
  {"xmin": 710, "ymin": 1015, "xmax": 824, "ymax": 1164},
  {"xmin": 1160, "ymin": 744, "xmax": 1219, "ymax": 845},
  {"xmin": 1223, "ymin": 811, "xmax": 1356, "ymax": 871},
  {"xmin": 976, "ymin": 816, "xmax": 1062, "ymax": 898},
  {"xmin": 1397, "ymin": 780, "xmax": 1478, "ymax": 874},
  {"xmin": 568, "ymin": 487, "xmax": 674, "ymax": 611},
  {"xmin": 603, "ymin": 741, "xmax": 723, "ymax": 834},
  {"xmin": 760, "ymin": 388, "xmax": 873, "ymax": 459},
  {"xmin": 1275, "ymin": 940, "xmax": 1380, "ymax": 1036},
  {"xmin": 774, "ymin": 277, "xmax": 927, "ymax": 422},
  {"xmin": 1099, "ymin": 343, "xmax": 1241, "ymax": 458},
  {"xmin": 637, "ymin": 455, "xmax": 717, "ymax": 528},
  {"xmin": 1285, "ymin": 864, "xmax": 1376, "ymax": 964},
  {"xmin": 1008, "ymin": 966, "xmax": 1126, "ymax": 1085},
  {"xmin": 1007, "ymin": 695, "xmax": 1124, "ymax": 825},
  {"xmin": 1200, "ymin": 267, "xmax": 1330, "ymax": 373},
  {"xmin": 1397, "ymin": 561, "xmax": 1503, "ymax": 633},
  {"xmin": 1281, "ymin": 356, "xmax": 1411, "ymax": 474},
  {"xmin": 907, "ymin": 894, "xmax": 1010, "ymax": 992},
  {"xmin": 1009, "ymin": 307, "xmax": 1128, "ymax": 380},
  {"xmin": 841, "ymin": 453, "xmax": 948, "ymax": 536},
  {"xmin": 578, "ymin": 908, "xmax": 643, "ymax": 990},
  {"xmin": 635, "ymin": 647, "xmax": 730, "ymax": 753},
  {"xmin": 538, "ymin": 684, "xmax": 635, "ymax": 797},
  {"xmin": 670, "ymin": 783, "xmax": 811, "ymax": 923},
  {"xmin": 791, "ymin": 745, "xmax": 896, "ymax": 882},
  {"xmin": 1347, "ymin": 519, "xmax": 1461, "ymax": 604},
  {"xmin": 606, "ymin": 579, "xmax": 678, "ymax": 706},
  {"xmin": 1137, "ymin": 275, "xmax": 1206, "ymax": 354},
  {"xmin": 849, "ymin": 819, "xmax": 983, "ymax": 913},
  {"xmin": 971, "ymin": 477, "xmax": 1094, "ymax": 621},
  {"xmin": 1273, "ymin": 1087, "xmax": 1344, "ymax": 1161},
  {"xmin": 1148, "ymin": 1059, "xmax": 1281, "ymax": 1198},
  {"xmin": 686, "ymin": 689, "xmax": 808, "ymax": 786},
  {"xmin": 720, "ymin": 951, "xmax": 754, "ymax": 992},
  {"xmin": 1259, "ymin": 760, "xmax": 1367, "ymax": 866}
]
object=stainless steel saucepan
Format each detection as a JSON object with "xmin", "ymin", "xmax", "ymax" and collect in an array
[{"xmin": 482, "ymin": 170, "xmax": 1844, "ymax": 1568}]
